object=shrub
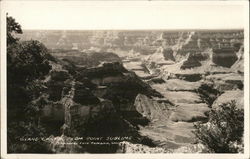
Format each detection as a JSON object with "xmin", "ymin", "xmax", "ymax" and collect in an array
[
  {"xmin": 7, "ymin": 40, "xmax": 52, "ymax": 85},
  {"xmin": 193, "ymin": 100, "xmax": 244, "ymax": 153}
]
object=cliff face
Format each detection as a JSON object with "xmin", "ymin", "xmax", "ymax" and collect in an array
[
  {"xmin": 180, "ymin": 53, "xmax": 202, "ymax": 70},
  {"xmin": 231, "ymin": 45, "xmax": 244, "ymax": 73},
  {"xmin": 74, "ymin": 62, "xmax": 163, "ymax": 127},
  {"xmin": 14, "ymin": 30, "xmax": 244, "ymax": 153},
  {"xmin": 19, "ymin": 30, "xmax": 243, "ymax": 57},
  {"xmin": 51, "ymin": 50, "xmax": 122, "ymax": 67},
  {"xmin": 134, "ymin": 94, "xmax": 172, "ymax": 121},
  {"xmin": 38, "ymin": 57, "xmax": 166, "ymax": 152},
  {"xmin": 19, "ymin": 30, "xmax": 160, "ymax": 55},
  {"xmin": 144, "ymin": 30, "xmax": 243, "ymax": 71},
  {"xmin": 127, "ymin": 30, "xmax": 243, "ymax": 151},
  {"xmin": 19, "ymin": 30, "xmax": 244, "ymax": 76},
  {"xmin": 212, "ymin": 48, "xmax": 238, "ymax": 67}
]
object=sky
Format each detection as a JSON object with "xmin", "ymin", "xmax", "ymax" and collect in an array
[{"xmin": 2, "ymin": 1, "xmax": 248, "ymax": 30}]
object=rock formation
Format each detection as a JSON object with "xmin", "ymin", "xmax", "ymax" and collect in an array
[
  {"xmin": 212, "ymin": 48, "xmax": 238, "ymax": 67},
  {"xmin": 212, "ymin": 90, "xmax": 244, "ymax": 109},
  {"xmin": 231, "ymin": 45, "xmax": 244, "ymax": 73},
  {"xmin": 14, "ymin": 29, "xmax": 244, "ymax": 153},
  {"xmin": 134, "ymin": 94, "xmax": 172, "ymax": 121},
  {"xmin": 180, "ymin": 53, "xmax": 202, "ymax": 69}
]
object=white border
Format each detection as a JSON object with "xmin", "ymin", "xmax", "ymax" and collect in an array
[{"xmin": 1, "ymin": 1, "xmax": 249, "ymax": 159}]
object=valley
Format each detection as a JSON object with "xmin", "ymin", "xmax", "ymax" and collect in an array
[{"xmin": 12, "ymin": 29, "xmax": 244, "ymax": 153}]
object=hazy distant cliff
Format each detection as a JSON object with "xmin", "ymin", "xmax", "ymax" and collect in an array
[{"xmin": 19, "ymin": 30, "xmax": 243, "ymax": 54}]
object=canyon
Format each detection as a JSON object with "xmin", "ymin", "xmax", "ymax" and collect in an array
[{"xmin": 18, "ymin": 29, "xmax": 244, "ymax": 153}]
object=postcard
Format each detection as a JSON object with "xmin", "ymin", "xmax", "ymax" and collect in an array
[{"xmin": 0, "ymin": 1, "xmax": 249, "ymax": 159}]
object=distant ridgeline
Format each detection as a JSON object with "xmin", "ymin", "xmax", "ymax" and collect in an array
[
  {"xmin": 18, "ymin": 29, "xmax": 243, "ymax": 53},
  {"xmin": 18, "ymin": 30, "xmax": 243, "ymax": 69}
]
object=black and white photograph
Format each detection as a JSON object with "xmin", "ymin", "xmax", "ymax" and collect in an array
[{"xmin": 0, "ymin": 1, "xmax": 249, "ymax": 159}]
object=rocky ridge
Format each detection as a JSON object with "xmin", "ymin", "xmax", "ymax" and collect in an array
[
  {"xmin": 38, "ymin": 56, "xmax": 166, "ymax": 153},
  {"xmin": 15, "ymin": 30, "xmax": 244, "ymax": 153}
]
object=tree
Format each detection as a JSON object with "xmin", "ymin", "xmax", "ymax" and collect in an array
[
  {"xmin": 7, "ymin": 15, "xmax": 52, "ymax": 153},
  {"xmin": 7, "ymin": 13, "xmax": 23, "ymax": 45},
  {"xmin": 193, "ymin": 100, "xmax": 244, "ymax": 153},
  {"xmin": 7, "ymin": 40, "xmax": 52, "ymax": 85}
]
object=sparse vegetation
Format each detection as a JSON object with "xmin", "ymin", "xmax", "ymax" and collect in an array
[{"xmin": 193, "ymin": 100, "xmax": 244, "ymax": 153}]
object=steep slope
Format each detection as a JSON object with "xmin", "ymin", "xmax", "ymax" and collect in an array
[
  {"xmin": 52, "ymin": 50, "xmax": 122, "ymax": 67},
  {"xmin": 134, "ymin": 94, "xmax": 173, "ymax": 121},
  {"xmin": 41, "ymin": 59, "xmax": 166, "ymax": 153},
  {"xmin": 231, "ymin": 45, "xmax": 244, "ymax": 73},
  {"xmin": 143, "ymin": 30, "xmax": 243, "ymax": 77}
]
